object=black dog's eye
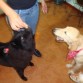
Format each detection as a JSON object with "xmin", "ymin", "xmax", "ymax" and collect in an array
[{"xmin": 21, "ymin": 36, "xmax": 24, "ymax": 41}]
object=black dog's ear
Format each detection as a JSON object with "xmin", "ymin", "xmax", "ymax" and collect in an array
[
  {"xmin": 11, "ymin": 36, "xmax": 23, "ymax": 49},
  {"xmin": 0, "ymin": 42, "xmax": 9, "ymax": 48}
]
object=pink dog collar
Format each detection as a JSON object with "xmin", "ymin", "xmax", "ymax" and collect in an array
[
  {"xmin": 3, "ymin": 48, "xmax": 9, "ymax": 54},
  {"xmin": 66, "ymin": 49, "xmax": 83, "ymax": 60}
]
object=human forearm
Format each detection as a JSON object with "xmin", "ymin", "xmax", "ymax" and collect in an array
[
  {"xmin": 0, "ymin": 0, "xmax": 28, "ymax": 30},
  {"xmin": 0, "ymin": 0, "xmax": 16, "ymax": 17},
  {"xmin": 41, "ymin": 0, "xmax": 47, "ymax": 13}
]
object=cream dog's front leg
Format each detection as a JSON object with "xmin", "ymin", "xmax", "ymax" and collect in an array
[
  {"xmin": 68, "ymin": 63, "xmax": 82, "ymax": 74},
  {"xmin": 66, "ymin": 60, "xmax": 75, "ymax": 68}
]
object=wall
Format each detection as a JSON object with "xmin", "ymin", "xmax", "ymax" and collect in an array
[{"xmin": 66, "ymin": 0, "xmax": 83, "ymax": 12}]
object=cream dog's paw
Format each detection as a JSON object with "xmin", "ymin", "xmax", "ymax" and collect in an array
[
  {"xmin": 66, "ymin": 64, "xmax": 73, "ymax": 68},
  {"xmin": 68, "ymin": 70, "xmax": 74, "ymax": 75}
]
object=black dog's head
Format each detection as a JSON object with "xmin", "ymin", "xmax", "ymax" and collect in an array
[{"xmin": 12, "ymin": 28, "xmax": 35, "ymax": 51}]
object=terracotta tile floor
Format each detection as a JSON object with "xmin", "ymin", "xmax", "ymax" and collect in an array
[{"xmin": 0, "ymin": 1, "xmax": 83, "ymax": 83}]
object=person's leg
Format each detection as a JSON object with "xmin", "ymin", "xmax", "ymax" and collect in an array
[
  {"xmin": 15, "ymin": 1, "xmax": 41, "ymax": 57},
  {"xmin": 17, "ymin": 1, "xmax": 39, "ymax": 34}
]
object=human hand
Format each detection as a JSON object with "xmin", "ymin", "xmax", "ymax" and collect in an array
[
  {"xmin": 41, "ymin": 0, "xmax": 48, "ymax": 14},
  {"xmin": 8, "ymin": 11, "xmax": 28, "ymax": 31}
]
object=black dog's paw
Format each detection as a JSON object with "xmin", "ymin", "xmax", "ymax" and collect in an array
[
  {"xmin": 21, "ymin": 76, "xmax": 28, "ymax": 81},
  {"xmin": 29, "ymin": 62, "xmax": 34, "ymax": 66},
  {"xmin": 16, "ymin": 68, "xmax": 28, "ymax": 81}
]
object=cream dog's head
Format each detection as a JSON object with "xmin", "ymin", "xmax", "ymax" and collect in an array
[{"xmin": 53, "ymin": 26, "xmax": 80, "ymax": 45}]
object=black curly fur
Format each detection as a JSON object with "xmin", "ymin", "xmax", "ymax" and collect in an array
[{"xmin": 0, "ymin": 28, "xmax": 35, "ymax": 81}]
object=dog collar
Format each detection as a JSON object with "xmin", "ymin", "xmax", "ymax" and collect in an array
[
  {"xmin": 3, "ymin": 48, "xmax": 9, "ymax": 54},
  {"xmin": 66, "ymin": 49, "xmax": 83, "ymax": 60}
]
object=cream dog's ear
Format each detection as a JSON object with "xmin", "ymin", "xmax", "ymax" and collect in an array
[
  {"xmin": 69, "ymin": 41, "xmax": 79, "ymax": 51},
  {"xmin": 69, "ymin": 33, "xmax": 81, "ymax": 51}
]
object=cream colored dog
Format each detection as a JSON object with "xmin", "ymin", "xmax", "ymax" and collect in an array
[{"xmin": 53, "ymin": 26, "xmax": 83, "ymax": 75}]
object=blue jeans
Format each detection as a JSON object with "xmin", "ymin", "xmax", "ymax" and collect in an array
[{"xmin": 15, "ymin": 2, "xmax": 39, "ymax": 34}]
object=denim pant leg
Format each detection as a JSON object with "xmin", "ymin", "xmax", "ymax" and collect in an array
[{"xmin": 15, "ymin": 2, "xmax": 39, "ymax": 34}]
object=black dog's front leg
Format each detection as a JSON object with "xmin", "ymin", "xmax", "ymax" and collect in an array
[
  {"xmin": 29, "ymin": 62, "xmax": 34, "ymax": 66},
  {"xmin": 15, "ymin": 68, "xmax": 27, "ymax": 81}
]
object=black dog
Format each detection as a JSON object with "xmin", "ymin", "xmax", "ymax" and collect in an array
[{"xmin": 0, "ymin": 28, "xmax": 35, "ymax": 81}]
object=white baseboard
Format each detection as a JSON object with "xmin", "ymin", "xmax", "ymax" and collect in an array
[{"xmin": 66, "ymin": 0, "xmax": 83, "ymax": 12}]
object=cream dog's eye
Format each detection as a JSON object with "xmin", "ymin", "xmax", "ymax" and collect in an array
[{"xmin": 64, "ymin": 31, "xmax": 67, "ymax": 34}]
